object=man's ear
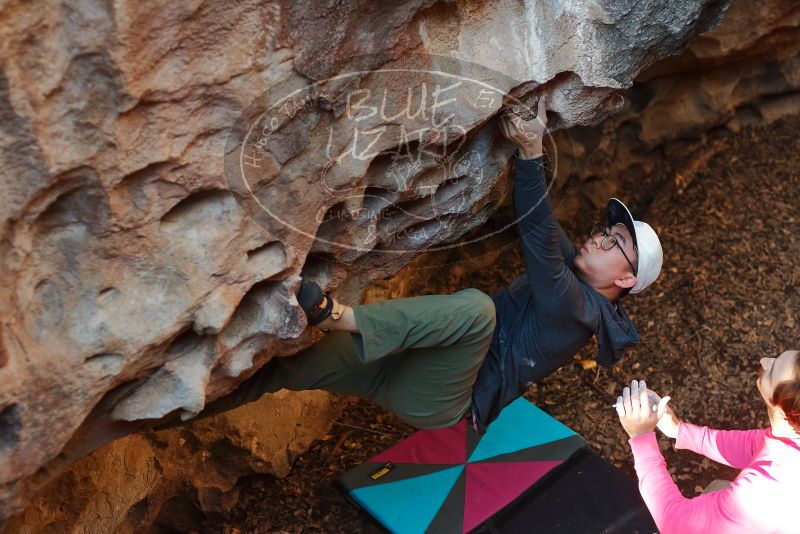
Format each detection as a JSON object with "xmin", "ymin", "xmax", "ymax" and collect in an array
[{"xmin": 613, "ymin": 273, "xmax": 637, "ymax": 290}]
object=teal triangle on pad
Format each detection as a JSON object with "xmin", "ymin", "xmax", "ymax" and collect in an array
[
  {"xmin": 468, "ymin": 398, "xmax": 576, "ymax": 462},
  {"xmin": 350, "ymin": 464, "xmax": 465, "ymax": 534}
]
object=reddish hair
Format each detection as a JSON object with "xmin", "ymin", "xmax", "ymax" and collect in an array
[{"xmin": 771, "ymin": 353, "xmax": 800, "ymax": 433}]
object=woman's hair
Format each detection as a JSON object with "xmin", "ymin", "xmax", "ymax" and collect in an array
[{"xmin": 771, "ymin": 352, "xmax": 800, "ymax": 433}]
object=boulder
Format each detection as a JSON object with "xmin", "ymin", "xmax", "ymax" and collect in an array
[
  {"xmin": 3, "ymin": 390, "xmax": 339, "ymax": 533},
  {"xmin": 0, "ymin": 0, "xmax": 732, "ymax": 524},
  {"xmin": 546, "ymin": 0, "xmax": 800, "ymax": 215}
]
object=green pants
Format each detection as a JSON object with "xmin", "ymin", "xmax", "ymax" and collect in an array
[{"xmin": 186, "ymin": 288, "xmax": 496, "ymax": 429}]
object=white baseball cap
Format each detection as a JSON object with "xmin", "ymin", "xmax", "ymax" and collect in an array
[{"xmin": 607, "ymin": 198, "xmax": 663, "ymax": 294}]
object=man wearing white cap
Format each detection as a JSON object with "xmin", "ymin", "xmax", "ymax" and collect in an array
[
  {"xmin": 460, "ymin": 99, "xmax": 663, "ymax": 426},
  {"xmin": 164, "ymin": 99, "xmax": 663, "ymax": 433}
]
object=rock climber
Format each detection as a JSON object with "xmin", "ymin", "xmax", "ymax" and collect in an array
[{"xmin": 163, "ymin": 97, "xmax": 663, "ymax": 432}]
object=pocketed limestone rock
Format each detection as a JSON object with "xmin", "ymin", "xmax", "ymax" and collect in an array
[{"xmin": 0, "ymin": 0, "xmax": 736, "ymax": 523}]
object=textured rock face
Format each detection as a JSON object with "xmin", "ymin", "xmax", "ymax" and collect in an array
[
  {"xmin": 0, "ymin": 0, "xmax": 732, "ymax": 523},
  {"xmin": 4, "ymin": 390, "xmax": 339, "ymax": 533},
  {"xmin": 546, "ymin": 0, "xmax": 800, "ymax": 216}
]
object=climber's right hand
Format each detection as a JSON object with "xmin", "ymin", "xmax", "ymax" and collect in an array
[{"xmin": 500, "ymin": 97, "xmax": 548, "ymax": 160}]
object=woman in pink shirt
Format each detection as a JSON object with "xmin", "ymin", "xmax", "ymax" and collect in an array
[{"xmin": 616, "ymin": 349, "xmax": 800, "ymax": 534}]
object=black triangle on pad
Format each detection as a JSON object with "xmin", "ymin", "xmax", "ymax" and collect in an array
[
  {"xmin": 425, "ymin": 468, "xmax": 466, "ymax": 533},
  {"xmin": 338, "ymin": 461, "xmax": 462, "ymax": 492},
  {"xmin": 474, "ymin": 435, "xmax": 586, "ymax": 464}
]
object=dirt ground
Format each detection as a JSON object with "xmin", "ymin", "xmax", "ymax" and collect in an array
[{"xmin": 207, "ymin": 114, "xmax": 800, "ymax": 533}]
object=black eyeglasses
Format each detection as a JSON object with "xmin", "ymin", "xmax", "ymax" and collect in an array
[{"xmin": 590, "ymin": 225, "xmax": 638, "ymax": 275}]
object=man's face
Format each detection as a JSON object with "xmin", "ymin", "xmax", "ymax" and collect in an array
[
  {"xmin": 757, "ymin": 350, "xmax": 799, "ymax": 404},
  {"xmin": 573, "ymin": 223, "xmax": 638, "ymax": 291}
]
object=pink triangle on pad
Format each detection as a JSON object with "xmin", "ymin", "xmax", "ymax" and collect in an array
[
  {"xmin": 370, "ymin": 419, "xmax": 468, "ymax": 465},
  {"xmin": 462, "ymin": 461, "xmax": 563, "ymax": 533}
]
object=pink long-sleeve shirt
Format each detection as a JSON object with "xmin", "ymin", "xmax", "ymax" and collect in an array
[{"xmin": 629, "ymin": 423, "xmax": 800, "ymax": 534}]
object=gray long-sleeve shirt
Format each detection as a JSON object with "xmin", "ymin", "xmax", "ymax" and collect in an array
[{"xmin": 470, "ymin": 154, "xmax": 639, "ymax": 429}]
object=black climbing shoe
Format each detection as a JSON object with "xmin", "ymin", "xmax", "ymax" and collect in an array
[{"xmin": 297, "ymin": 279, "xmax": 333, "ymax": 326}]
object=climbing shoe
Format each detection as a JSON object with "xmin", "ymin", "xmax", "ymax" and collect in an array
[{"xmin": 297, "ymin": 279, "xmax": 333, "ymax": 326}]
